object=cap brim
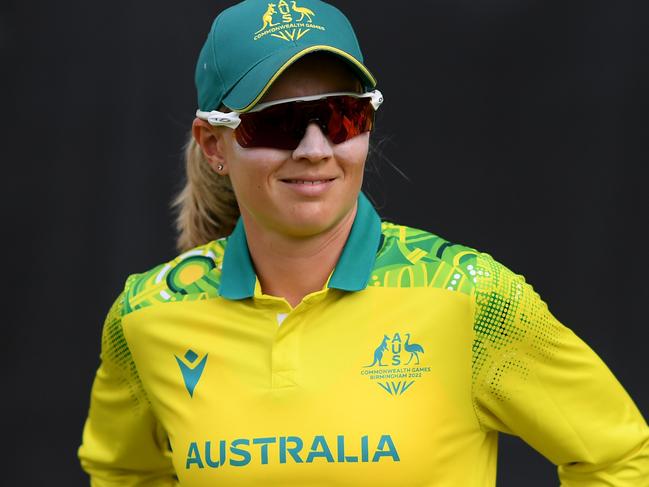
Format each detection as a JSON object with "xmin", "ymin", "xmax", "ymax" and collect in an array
[{"xmin": 222, "ymin": 45, "xmax": 377, "ymax": 113}]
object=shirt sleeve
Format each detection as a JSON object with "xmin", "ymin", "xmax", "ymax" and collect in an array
[
  {"xmin": 78, "ymin": 285, "xmax": 179, "ymax": 487},
  {"xmin": 470, "ymin": 252, "xmax": 649, "ymax": 486}
]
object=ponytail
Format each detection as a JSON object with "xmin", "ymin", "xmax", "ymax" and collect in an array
[{"xmin": 172, "ymin": 132, "xmax": 240, "ymax": 252}]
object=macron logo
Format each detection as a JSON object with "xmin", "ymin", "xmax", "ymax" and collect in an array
[{"xmin": 175, "ymin": 349, "xmax": 208, "ymax": 398}]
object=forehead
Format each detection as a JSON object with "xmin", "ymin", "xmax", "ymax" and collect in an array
[{"xmin": 261, "ymin": 53, "xmax": 361, "ymax": 103}]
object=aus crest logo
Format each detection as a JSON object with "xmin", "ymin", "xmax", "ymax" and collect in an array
[
  {"xmin": 360, "ymin": 333, "xmax": 431, "ymax": 397},
  {"xmin": 253, "ymin": 0, "xmax": 326, "ymax": 42}
]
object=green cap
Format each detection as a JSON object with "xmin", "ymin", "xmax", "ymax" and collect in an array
[{"xmin": 195, "ymin": 0, "xmax": 377, "ymax": 112}]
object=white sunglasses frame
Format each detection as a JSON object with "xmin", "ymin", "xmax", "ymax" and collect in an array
[{"xmin": 195, "ymin": 89, "xmax": 384, "ymax": 129}]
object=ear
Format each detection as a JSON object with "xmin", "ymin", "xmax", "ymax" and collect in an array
[{"xmin": 192, "ymin": 118, "xmax": 230, "ymax": 175}]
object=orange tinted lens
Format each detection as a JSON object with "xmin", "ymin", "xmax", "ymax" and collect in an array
[{"xmin": 326, "ymin": 96, "xmax": 374, "ymax": 144}]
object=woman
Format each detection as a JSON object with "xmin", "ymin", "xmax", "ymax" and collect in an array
[{"xmin": 78, "ymin": 0, "xmax": 649, "ymax": 485}]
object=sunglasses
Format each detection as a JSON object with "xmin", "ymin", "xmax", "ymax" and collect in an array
[{"xmin": 196, "ymin": 90, "xmax": 384, "ymax": 150}]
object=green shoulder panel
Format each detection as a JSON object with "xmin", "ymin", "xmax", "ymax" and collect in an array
[
  {"xmin": 372, "ymin": 222, "xmax": 546, "ymax": 401},
  {"xmin": 122, "ymin": 239, "xmax": 227, "ymax": 317},
  {"xmin": 371, "ymin": 221, "xmax": 480, "ymax": 295}
]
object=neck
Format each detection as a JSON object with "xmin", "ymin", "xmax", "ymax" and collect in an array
[{"xmin": 242, "ymin": 205, "xmax": 358, "ymax": 308}]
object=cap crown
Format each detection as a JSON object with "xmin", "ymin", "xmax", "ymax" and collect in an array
[{"xmin": 195, "ymin": 0, "xmax": 374, "ymax": 111}]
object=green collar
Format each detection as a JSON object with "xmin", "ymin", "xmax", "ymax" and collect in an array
[{"xmin": 219, "ymin": 192, "xmax": 382, "ymax": 300}]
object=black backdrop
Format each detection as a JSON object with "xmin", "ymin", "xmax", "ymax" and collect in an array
[{"xmin": 4, "ymin": 0, "xmax": 648, "ymax": 485}]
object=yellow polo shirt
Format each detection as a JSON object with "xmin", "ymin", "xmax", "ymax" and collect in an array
[{"xmin": 79, "ymin": 193, "xmax": 649, "ymax": 486}]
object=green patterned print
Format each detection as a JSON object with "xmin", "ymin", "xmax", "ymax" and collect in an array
[
  {"xmin": 101, "ymin": 289, "xmax": 148, "ymax": 410},
  {"xmin": 471, "ymin": 252, "xmax": 563, "ymax": 413},
  {"xmin": 372, "ymin": 222, "xmax": 479, "ymax": 295},
  {"xmin": 123, "ymin": 240, "xmax": 227, "ymax": 315}
]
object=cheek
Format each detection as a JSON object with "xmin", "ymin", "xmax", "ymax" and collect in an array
[
  {"xmin": 334, "ymin": 133, "xmax": 369, "ymax": 173},
  {"xmin": 226, "ymin": 146, "xmax": 286, "ymax": 194}
]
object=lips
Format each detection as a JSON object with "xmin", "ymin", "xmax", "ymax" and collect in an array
[
  {"xmin": 282, "ymin": 179, "xmax": 335, "ymax": 185},
  {"xmin": 278, "ymin": 177, "xmax": 337, "ymax": 196}
]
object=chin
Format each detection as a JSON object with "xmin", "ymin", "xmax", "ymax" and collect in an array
[
  {"xmin": 278, "ymin": 215, "xmax": 337, "ymax": 238},
  {"xmin": 274, "ymin": 203, "xmax": 349, "ymax": 238}
]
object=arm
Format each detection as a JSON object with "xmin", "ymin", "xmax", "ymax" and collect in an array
[
  {"xmin": 78, "ymin": 288, "xmax": 178, "ymax": 487},
  {"xmin": 470, "ymin": 253, "xmax": 649, "ymax": 486}
]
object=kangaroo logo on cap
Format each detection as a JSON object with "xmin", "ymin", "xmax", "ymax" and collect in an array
[{"xmin": 253, "ymin": 1, "xmax": 325, "ymax": 42}]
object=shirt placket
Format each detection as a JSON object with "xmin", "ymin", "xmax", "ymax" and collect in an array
[
  {"xmin": 254, "ymin": 290, "xmax": 329, "ymax": 390},
  {"xmin": 271, "ymin": 308, "xmax": 303, "ymax": 389}
]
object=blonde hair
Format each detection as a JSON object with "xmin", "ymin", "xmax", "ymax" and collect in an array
[{"xmin": 172, "ymin": 133, "xmax": 240, "ymax": 252}]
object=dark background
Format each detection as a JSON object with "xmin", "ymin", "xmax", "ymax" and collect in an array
[{"xmin": 4, "ymin": 0, "xmax": 648, "ymax": 484}]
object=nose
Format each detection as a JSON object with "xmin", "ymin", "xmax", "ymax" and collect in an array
[{"xmin": 292, "ymin": 122, "xmax": 333, "ymax": 162}]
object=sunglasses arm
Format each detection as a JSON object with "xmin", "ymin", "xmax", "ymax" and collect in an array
[{"xmin": 195, "ymin": 109, "xmax": 242, "ymax": 129}]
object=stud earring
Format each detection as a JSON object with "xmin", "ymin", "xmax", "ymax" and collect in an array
[{"xmin": 217, "ymin": 164, "xmax": 224, "ymax": 171}]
